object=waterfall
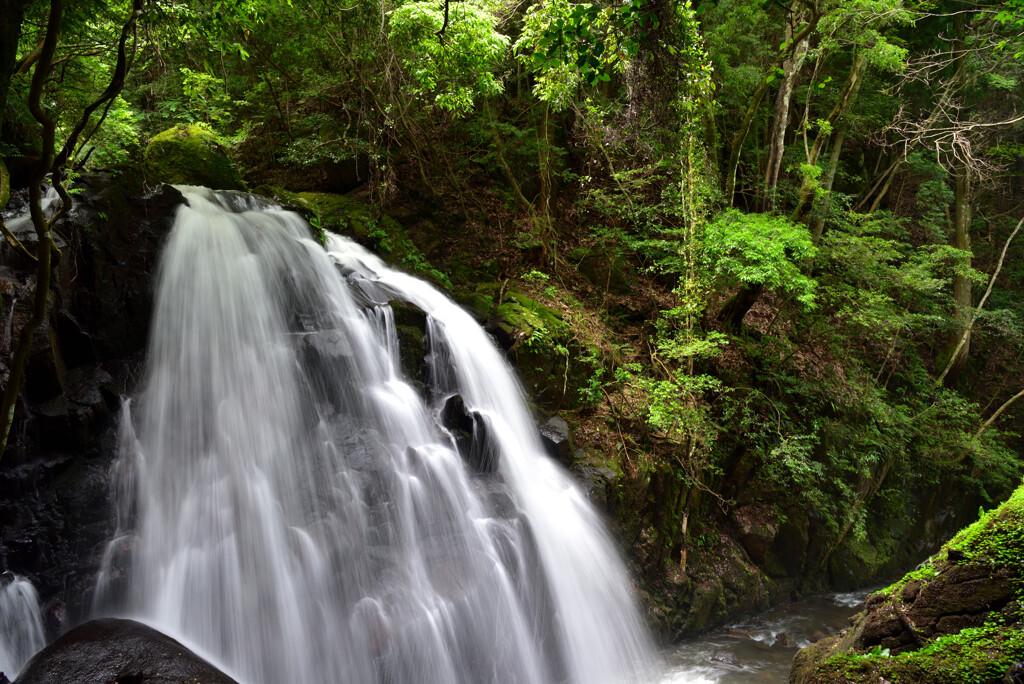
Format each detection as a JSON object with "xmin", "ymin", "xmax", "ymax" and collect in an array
[
  {"xmin": 0, "ymin": 575, "xmax": 46, "ymax": 680},
  {"xmin": 94, "ymin": 186, "xmax": 654, "ymax": 683}
]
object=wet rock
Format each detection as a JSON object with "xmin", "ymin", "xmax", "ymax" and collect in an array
[
  {"xmin": 935, "ymin": 613, "xmax": 986, "ymax": 633},
  {"xmin": 900, "ymin": 579, "xmax": 923, "ymax": 604},
  {"xmin": 441, "ymin": 394, "xmax": 474, "ymax": 437},
  {"xmin": 389, "ymin": 300, "xmax": 427, "ymax": 387},
  {"xmin": 711, "ymin": 651, "xmax": 739, "ymax": 666},
  {"xmin": 731, "ymin": 505, "xmax": 777, "ymax": 566},
  {"xmin": 538, "ymin": 416, "xmax": 572, "ymax": 466},
  {"xmin": 859, "ymin": 604, "xmax": 905, "ymax": 647},
  {"xmin": 61, "ymin": 174, "xmax": 185, "ymax": 360},
  {"xmin": 15, "ymin": 618, "xmax": 238, "ymax": 684},
  {"xmin": 571, "ymin": 454, "xmax": 616, "ymax": 510},
  {"xmin": 440, "ymin": 395, "xmax": 499, "ymax": 474},
  {"xmin": 774, "ymin": 632, "xmax": 797, "ymax": 648}
]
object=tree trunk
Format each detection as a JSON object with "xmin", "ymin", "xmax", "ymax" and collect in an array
[
  {"xmin": 0, "ymin": 0, "xmax": 62, "ymax": 460},
  {"xmin": 791, "ymin": 52, "xmax": 867, "ymax": 224},
  {"xmin": 938, "ymin": 167, "xmax": 973, "ymax": 385},
  {"xmin": 809, "ymin": 128, "xmax": 845, "ymax": 245},
  {"xmin": 0, "ymin": 0, "xmax": 30, "ymax": 135},
  {"xmin": 724, "ymin": 13, "xmax": 819, "ymax": 206},
  {"xmin": 763, "ymin": 9, "xmax": 810, "ymax": 210}
]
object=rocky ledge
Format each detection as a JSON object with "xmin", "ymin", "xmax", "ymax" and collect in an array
[{"xmin": 790, "ymin": 484, "xmax": 1024, "ymax": 684}]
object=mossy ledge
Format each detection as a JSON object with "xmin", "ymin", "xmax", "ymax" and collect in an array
[
  {"xmin": 790, "ymin": 483, "xmax": 1024, "ymax": 684},
  {"xmin": 144, "ymin": 125, "xmax": 243, "ymax": 190}
]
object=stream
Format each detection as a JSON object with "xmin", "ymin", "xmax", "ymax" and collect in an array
[{"xmin": 660, "ymin": 589, "xmax": 871, "ymax": 683}]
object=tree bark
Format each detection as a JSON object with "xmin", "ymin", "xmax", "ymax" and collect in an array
[
  {"xmin": 938, "ymin": 167, "xmax": 973, "ymax": 385},
  {"xmin": 0, "ymin": 0, "xmax": 31, "ymax": 134},
  {"xmin": 790, "ymin": 51, "xmax": 867, "ymax": 224},
  {"xmin": 763, "ymin": 8, "xmax": 810, "ymax": 210},
  {"xmin": 809, "ymin": 127, "xmax": 845, "ymax": 245},
  {"xmin": 724, "ymin": 12, "xmax": 819, "ymax": 206}
]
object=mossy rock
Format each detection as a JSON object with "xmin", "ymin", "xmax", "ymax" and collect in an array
[
  {"xmin": 791, "ymin": 484, "xmax": 1024, "ymax": 683},
  {"xmin": 252, "ymin": 186, "xmax": 450, "ymax": 287},
  {"xmin": 144, "ymin": 125, "xmax": 243, "ymax": 190}
]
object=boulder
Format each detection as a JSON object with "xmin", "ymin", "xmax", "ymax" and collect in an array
[
  {"xmin": 440, "ymin": 395, "xmax": 498, "ymax": 474},
  {"xmin": 538, "ymin": 416, "xmax": 572, "ymax": 465},
  {"xmin": 15, "ymin": 618, "xmax": 238, "ymax": 683},
  {"xmin": 144, "ymin": 125, "xmax": 242, "ymax": 190}
]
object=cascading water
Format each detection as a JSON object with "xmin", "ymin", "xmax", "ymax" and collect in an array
[
  {"xmin": 93, "ymin": 186, "xmax": 654, "ymax": 683},
  {"xmin": 0, "ymin": 574, "xmax": 46, "ymax": 680}
]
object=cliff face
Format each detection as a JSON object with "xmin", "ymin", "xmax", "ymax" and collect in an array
[{"xmin": 790, "ymin": 484, "xmax": 1024, "ymax": 684}]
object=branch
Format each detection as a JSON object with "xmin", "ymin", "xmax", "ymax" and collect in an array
[
  {"xmin": 52, "ymin": 0, "xmax": 144, "ymax": 171},
  {"xmin": 435, "ymin": 0, "xmax": 451, "ymax": 40},
  {"xmin": 933, "ymin": 215, "xmax": 1023, "ymax": 388}
]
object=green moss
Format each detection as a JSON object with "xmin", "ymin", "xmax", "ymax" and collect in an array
[
  {"xmin": 825, "ymin": 624, "xmax": 1024, "ymax": 684},
  {"xmin": 802, "ymin": 482, "xmax": 1024, "ymax": 684},
  {"xmin": 254, "ymin": 187, "xmax": 450, "ymax": 287},
  {"xmin": 144, "ymin": 125, "xmax": 243, "ymax": 190}
]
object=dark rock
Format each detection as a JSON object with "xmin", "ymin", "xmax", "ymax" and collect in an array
[
  {"xmin": 441, "ymin": 394, "xmax": 474, "ymax": 437},
  {"xmin": 1005, "ymin": 662, "xmax": 1024, "ymax": 684},
  {"xmin": 538, "ymin": 416, "xmax": 572, "ymax": 465},
  {"xmin": 15, "ymin": 618, "xmax": 238, "ymax": 684},
  {"xmin": 774, "ymin": 632, "xmax": 797, "ymax": 648},
  {"xmin": 61, "ymin": 175, "xmax": 185, "ymax": 360},
  {"xmin": 731, "ymin": 505, "xmax": 777, "ymax": 566},
  {"xmin": 908, "ymin": 570, "xmax": 1016, "ymax": 630},
  {"xmin": 711, "ymin": 651, "xmax": 739, "ymax": 666},
  {"xmin": 859, "ymin": 604, "xmax": 905, "ymax": 647},
  {"xmin": 440, "ymin": 395, "xmax": 499, "ymax": 474},
  {"xmin": 900, "ymin": 579, "xmax": 923, "ymax": 604},
  {"xmin": 571, "ymin": 455, "xmax": 616, "ymax": 510},
  {"xmin": 388, "ymin": 300, "xmax": 427, "ymax": 387},
  {"xmin": 935, "ymin": 613, "xmax": 986, "ymax": 633}
]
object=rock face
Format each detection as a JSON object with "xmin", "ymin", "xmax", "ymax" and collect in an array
[
  {"xmin": 790, "ymin": 484, "xmax": 1024, "ymax": 684},
  {"xmin": 144, "ymin": 125, "xmax": 243, "ymax": 190},
  {"xmin": 0, "ymin": 172, "xmax": 185, "ymax": 634},
  {"xmin": 14, "ymin": 618, "xmax": 238, "ymax": 684}
]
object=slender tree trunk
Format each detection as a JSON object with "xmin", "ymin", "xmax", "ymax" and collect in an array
[
  {"xmin": 724, "ymin": 14, "xmax": 818, "ymax": 205},
  {"xmin": 938, "ymin": 167, "xmax": 973, "ymax": 385},
  {"xmin": 763, "ymin": 9, "xmax": 810, "ymax": 210},
  {"xmin": 810, "ymin": 128, "xmax": 845, "ymax": 245},
  {"xmin": 791, "ymin": 52, "xmax": 867, "ymax": 224}
]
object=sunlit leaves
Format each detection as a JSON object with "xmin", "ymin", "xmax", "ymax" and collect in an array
[{"xmin": 389, "ymin": 0, "xmax": 509, "ymax": 117}]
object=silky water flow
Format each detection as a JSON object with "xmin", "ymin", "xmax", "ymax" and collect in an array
[{"xmin": 91, "ymin": 187, "xmax": 655, "ymax": 684}]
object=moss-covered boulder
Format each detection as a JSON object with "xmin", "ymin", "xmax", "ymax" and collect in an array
[
  {"xmin": 790, "ymin": 484, "xmax": 1024, "ymax": 684},
  {"xmin": 144, "ymin": 125, "xmax": 243, "ymax": 190}
]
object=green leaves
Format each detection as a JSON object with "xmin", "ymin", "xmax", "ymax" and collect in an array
[
  {"xmin": 704, "ymin": 210, "xmax": 818, "ymax": 309},
  {"xmin": 389, "ymin": 0, "xmax": 509, "ymax": 117}
]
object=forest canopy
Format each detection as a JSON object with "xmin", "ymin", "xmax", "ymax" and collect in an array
[{"xmin": 1, "ymin": 0, "xmax": 1023, "ymax": 583}]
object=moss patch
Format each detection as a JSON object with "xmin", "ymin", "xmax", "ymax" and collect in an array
[
  {"xmin": 144, "ymin": 125, "xmax": 243, "ymax": 190},
  {"xmin": 793, "ymin": 482, "xmax": 1024, "ymax": 684},
  {"xmin": 254, "ymin": 186, "xmax": 450, "ymax": 287}
]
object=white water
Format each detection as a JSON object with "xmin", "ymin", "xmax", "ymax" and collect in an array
[
  {"xmin": 0, "ymin": 575, "xmax": 46, "ymax": 680},
  {"xmin": 93, "ymin": 186, "xmax": 654, "ymax": 684}
]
